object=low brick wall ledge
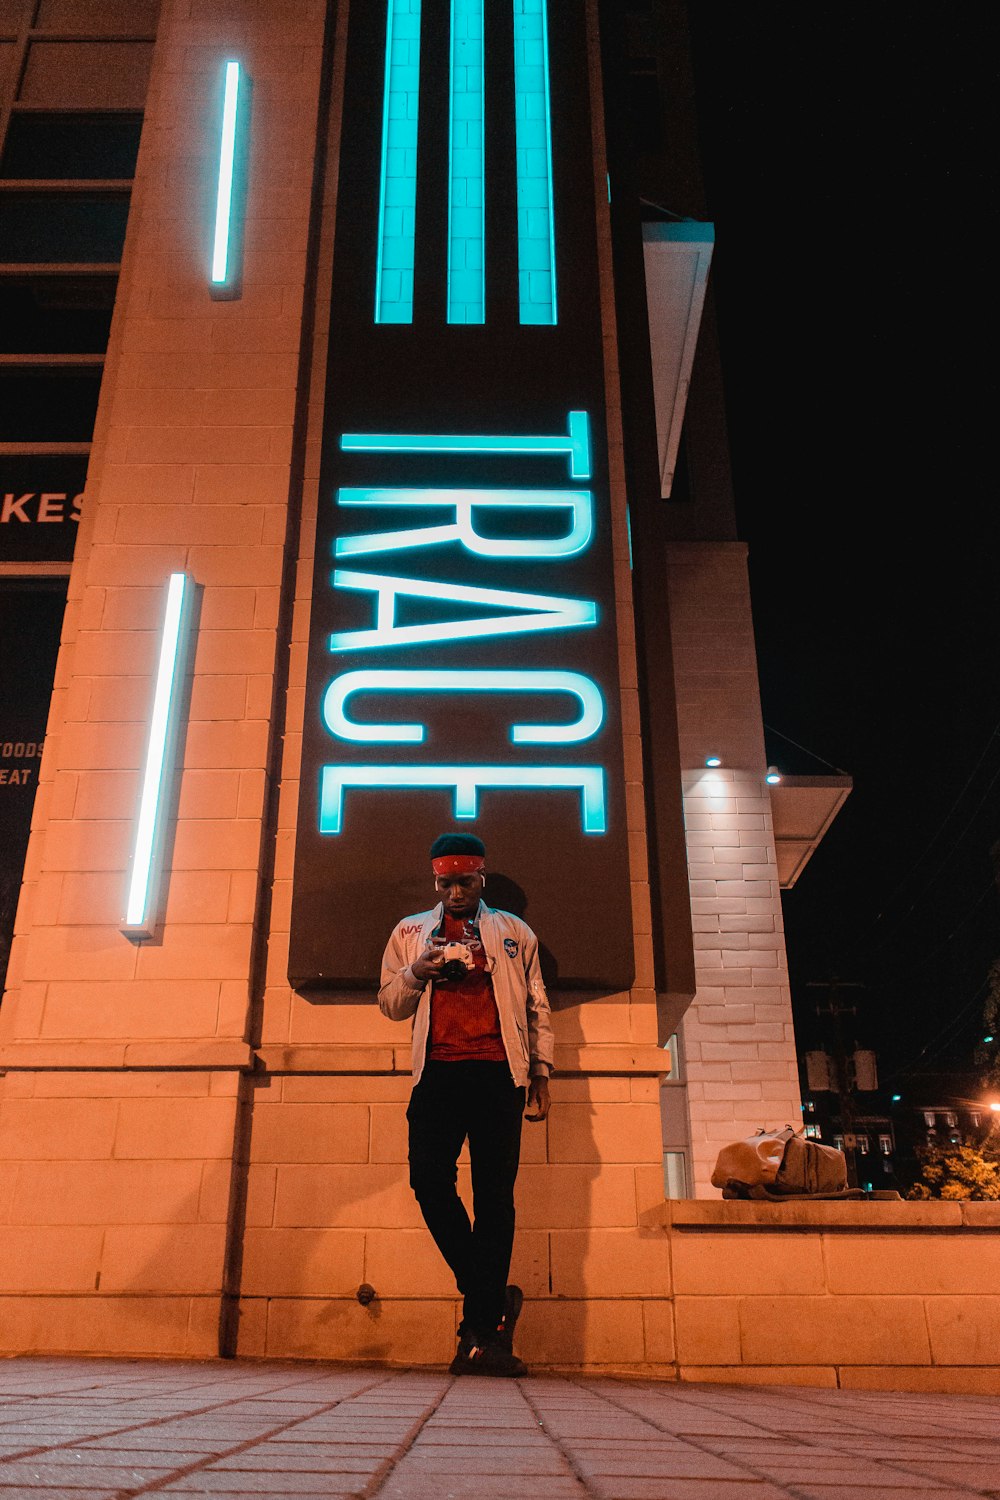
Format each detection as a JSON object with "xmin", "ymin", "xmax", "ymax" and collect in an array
[{"xmin": 652, "ymin": 1198, "xmax": 1000, "ymax": 1229}]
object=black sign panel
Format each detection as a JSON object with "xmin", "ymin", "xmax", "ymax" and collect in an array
[
  {"xmin": 0, "ymin": 456, "xmax": 86, "ymax": 564},
  {"xmin": 0, "ymin": 582, "xmax": 66, "ymax": 994},
  {"xmin": 289, "ymin": 0, "xmax": 632, "ymax": 990}
]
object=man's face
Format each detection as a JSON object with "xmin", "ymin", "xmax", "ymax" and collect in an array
[{"xmin": 434, "ymin": 870, "xmax": 485, "ymax": 920}]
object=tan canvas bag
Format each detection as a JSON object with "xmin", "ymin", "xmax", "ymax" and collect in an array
[{"xmin": 712, "ymin": 1126, "xmax": 859, "ymax": 1200}]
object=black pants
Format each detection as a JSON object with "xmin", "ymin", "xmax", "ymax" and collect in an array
[{"xmin": 407, "ymin": 1059, "xmax": 525, "ymax": 1338}]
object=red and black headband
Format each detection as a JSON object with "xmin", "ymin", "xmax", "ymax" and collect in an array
[{"xmin": 432, "ymin": 854, "xmax": 485, "ymax": 876}]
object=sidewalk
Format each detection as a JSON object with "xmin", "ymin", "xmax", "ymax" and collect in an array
[{"xmin": 0, "ymin": 1358, "xmax": 997, "ymax": 1499}]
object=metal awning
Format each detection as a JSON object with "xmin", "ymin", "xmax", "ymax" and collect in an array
[
  {"xmin": 641, "ymin": 221, "xmax": 715, "ymax": 497},
  {"xmin": 769, "ymin": 774, "xmax": 852, "ymax": 887}
]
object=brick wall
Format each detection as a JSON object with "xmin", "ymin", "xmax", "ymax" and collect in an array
[
  {"xmin": 661, "ymin": 1199, "xmax": 1000, "ymax": 1393},
  {"xmin": 235, "ymin": 1070, "xmax": 671, "ymax": 1368},
  {"xmin": 0, "ymin": 1067, "xmax": 238, "ymax": 1356},
  {"xmin": 0, "ymin": 0, "xmax": 328, "ymax": 1349},
  {"xmin": 0, "ymin": 0, "xmax": 676, "ymax": 1364},
  {"xmin": 231, "ymin": 0, "xmax": 673, "ymax": 1365},
  {"xmin": 666, "ymin": 543, "xmax": 801, "ymax": 1195}
]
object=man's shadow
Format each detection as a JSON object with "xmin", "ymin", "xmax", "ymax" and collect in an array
[
  {"xmin": 487, "ymin": 873, "xmax": 604, "ymax": 1368},
  {"xmin": 486, "ymin": 871, "xmax": 565, "ymax": 1001}
]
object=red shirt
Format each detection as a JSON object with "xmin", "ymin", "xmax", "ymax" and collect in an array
[{"xmin": 428, "ymin": 914, "xmax": 506, "ymax": 1063}]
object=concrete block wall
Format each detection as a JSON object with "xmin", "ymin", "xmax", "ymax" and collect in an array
[
  {"xmin": 661, "ymin": 1200, "xmax": 1000, "ymax": 1394},
  {"xmin": 0, "ymin": 0, "xmax": 675, "ymax": 1367},
  {"xmin": 0, "ymin": 0, "xmax": 327, "ymax": 1348},
  {"xmin": 236, "ymin": 1072, "xmax": 672, "ymax": 1370},
  {"xmin": 666, "ymin": 543, "xmax": 801, "ymax": 1195},
  {"xmin": 0, "ymin": 1068, "xmax": 237, "ymax": 1356},
  {"xmin": 238, "ymin": 0, "xmax": 673, "ymax": 1364}
]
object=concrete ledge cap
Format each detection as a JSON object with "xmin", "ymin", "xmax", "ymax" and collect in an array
[
  {"xmin": 257, "ymin": 1045, "xmax": 398, "ymax": 1074},
  {"xmin": 553, "ymin": 1044, "xmax": 670, "ymax": 1075},
  {"xmin": 0, "ymin": 1040, "xmax": 253, "ymax": 1071},
  {"xmin": 960, "ymin": 1201, "xmax": 1000, "ymax": 1226},
  {"xmin": 659, "ymin": 1200, "xmax": 975, "ymax": 1229}
]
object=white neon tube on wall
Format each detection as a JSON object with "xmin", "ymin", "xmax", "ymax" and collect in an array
[
  {"xmin": 122, "ymin": 572, "xmax": 193, "ymax": 937},
  {"xmin": 211, "ymin": 59, "xmax": 241, "ymax": 286}
]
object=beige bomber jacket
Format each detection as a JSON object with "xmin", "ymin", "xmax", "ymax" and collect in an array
[{"xmin": 378, "ymin": 901, "xmax": 555, "ymax": 1088}]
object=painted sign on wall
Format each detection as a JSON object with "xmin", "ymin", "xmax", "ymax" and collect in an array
[
  {"xmin": 290, "ymin": 0, "xmax": 632, "ymax": 990},
  {"xmin": 0, "ymin": 456, "xmax": 86, "ymax": 564},
  {"xmin": 0, "ymin": 583, "xmax": 65, "ymax": 993}
]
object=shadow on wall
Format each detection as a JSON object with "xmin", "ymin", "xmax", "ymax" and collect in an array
[
  {"xmin": 221, "ymin": 1067, "xmax": 603, "ymax": 1367},
  {"xmin": 486, "ymin": 871, "xmax": 565, "ymax": 995}
]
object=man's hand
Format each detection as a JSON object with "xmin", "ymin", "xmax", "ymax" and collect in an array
[
  {"xmin": 410, "ymin": 940, "xmax": 446, "ymax": 983},
  {"xmin": 525, "ymin": 1075, "xmax": 550, "ymax": 1122}
]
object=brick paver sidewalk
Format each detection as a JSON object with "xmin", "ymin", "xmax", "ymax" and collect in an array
[{"xmin": 0, "ymin": 1359, "xmax": 998, "ymax": 1499}]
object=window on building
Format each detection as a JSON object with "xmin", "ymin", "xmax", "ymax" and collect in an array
[
  {"xmin": 879, "ymin": 1134, "xmax": 893, "ymax": 1154},
  {"xmin": 0, "ymin": 276, "xmax": 116, "ymax": 355},
  {"xmin": 1, "ymin": 111, "xmax": 143, "ymax": 179},
  {"xmin": 663, "ymin": 1151, "xmax": 687, "ymax": 1199},
  {"xmin": 856, "ymin": 1135, "xmax": 870, "ymax": 1155},
  {"xmin": 663, "ymin": 1033, "xmax": 682, "ymax": 1083},
  {"xmin": 0, "ymin": 192, "xmax": 129, "ymax": 262},
  {"xmin": 923, "ymin": 1111, "xmax": 936, "ymax": 1128},
  {"xmin": 0, "ymin": 371, "xmax": 103, "ymax": 441},
  {"xmin": 833, "ymin": 1135, "xmax": 844, "ymax": 1151},
  {"xmin": 969, "ymin": 1112, "xmax": 981, "ymax": 1128},
  {"xmin": 804, "ymin": 1124, "xmax": 821, "ymax": 1140}
]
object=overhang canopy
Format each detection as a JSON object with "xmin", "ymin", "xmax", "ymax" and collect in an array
[
  {"xmin": 769, "ymin": 774, "xmax": 853, "ymax": 888},
  {"xmin": 641, "ymin": 221, "xmax": 715, "ymax": 497}
]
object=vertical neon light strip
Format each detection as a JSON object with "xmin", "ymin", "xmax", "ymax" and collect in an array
[
  {"xmin": 448, "ymin": 0, "xmax": 485, "ymax": 322},
  {"xmin": 211, "ymin": 60, "xmax": 241, "ymax": 286},
  {"xmin": 513, "ymin": 0, "xmax": 556, "ymax": 324},
  {"xmin": 375, "ymin": 0, "xmax": 422, "ymax": 323},
  {"xmin": 122, "ymin": 574, "xmax": 192, "ymax": 937}
]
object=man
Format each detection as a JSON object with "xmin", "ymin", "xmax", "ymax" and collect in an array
[{"xmin": 379, "ymin": 832, "xmax": 554, "ymax": 1376}]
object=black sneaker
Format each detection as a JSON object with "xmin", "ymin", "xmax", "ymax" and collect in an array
[
  {"xmin": 495, "ymin": 1284, "xmax": 524, "ymax": 1352},
  {"xmin": 449, "ymin": 1333, "xmax": 527, "ymax": 1378}
]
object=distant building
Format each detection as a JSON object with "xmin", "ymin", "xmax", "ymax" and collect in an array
[{"xmin": 801, "ymin": 1095, "xmax": 899, "ymax": 1192}]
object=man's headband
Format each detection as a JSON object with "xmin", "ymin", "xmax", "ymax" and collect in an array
[{"xmin": 432, "ymin": 855, "xmax": 485, "ymax": 876}]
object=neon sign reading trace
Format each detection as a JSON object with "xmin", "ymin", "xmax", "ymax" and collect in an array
[
  {"xmin": 320, "ymin": 764, "xmax": 606, "ymax": 835},
  {"xmin": 290, "ymin": 1, "xmax": 630, "ymax": 988},
  {"xmin": 448, "ymin": 0, "xmax": 485, "ymax": 323},
  {"xmin": 333, "ymin": 488, "xmax": 594, "ymax": 560},
  {"xmin": 323, "ymin": 669, "xmax": 604, "ymax": 745},
  {"xmin": 514, "ymin": 0, "xmax": 557, "ymax": 323},
  {"xmin": 323, "ymin": 410, "xmax": 603, "ymax": 833},
  {"xmin": 375, "ymin": 0, "xmax": 422, "ymax": 323}
]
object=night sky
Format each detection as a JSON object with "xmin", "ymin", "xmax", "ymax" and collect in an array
[{"xmin": 687, "ymin": 11, "xmax": 999, "ymax": 1087}]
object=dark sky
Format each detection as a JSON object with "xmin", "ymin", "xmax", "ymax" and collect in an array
[{"xmin": 686, "ymin": 10, "xmax": 999, "ymax": 1084}]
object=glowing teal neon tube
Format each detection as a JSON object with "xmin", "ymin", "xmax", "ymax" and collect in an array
[
  {"xmin": 335, "ymin": 488, "xmax": 593, "ymax": 559},
  {"xmin": 122, "ymin": 573, "xmax": 193, "ymax": 937},
  {"xmin": 330, "ymin": 570, "xmax": 596, "ymax": 651},
  {"xmin": 514, "ymin": 0, "xmax": 556, "ymax": 323},
  {"xmin": 448, "ymin": 0, "xmax": 485, "ymax": 322},
  {"xmin": 324, "ymin": 669, "xmax": 604, "ymax": 744},
  {"xmin": 320, "ymin": 764, "xmax": 606, "ymax": 833},
  {"xmin": 376, "ymin": 0, "xmax": 422, "ymax": 323},
  {"xmin": 342, "ymin": 411, "xmax": 590, "ymax": 479},
  {"xmin": 211, "ymin": 60, "xmax": 241, "ymax": 288}
]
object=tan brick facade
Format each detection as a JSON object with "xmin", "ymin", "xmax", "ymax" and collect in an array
[
  {"xmin": 0, "ymin": 0, "xmax": 672, "ymax": 1367},
  {"xmin": 666, "ymin": 543, "xmax": 801, "ymax": 1196},
  {"xmin": 0, "ymin": 4, "xmax": 996, "ymax": 1394}
]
